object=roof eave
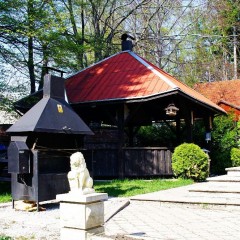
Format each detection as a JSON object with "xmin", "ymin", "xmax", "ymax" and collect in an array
[
  {"xmin": 69, "ymin": 89, "xmax": 180, "ymax": 106},
  {"xmin": 218, "ymin": 100, "xmax": 240, "ymax": 111},
  {"xmin": 177, "ymin": 90, "xmax": 227, "ymax": 115},
  {"xmin": 70, "ymin": 89, "xmax": 227, "ymax": 115}
]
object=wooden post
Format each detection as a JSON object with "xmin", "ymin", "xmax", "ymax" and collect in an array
[
  {"xmin": 117, "ymin": 105, "xmax": 125, "ymax": 178},
  {"xmin": 185, "ymin": 110, "xmax": 194, "ymax": 143},
  {"xmin": 204, "ymin": 115, "xmax": 213, "ymax": 148},
  {"xmin": 176, "ymin": 116, "xmax": 181, "ymax": 145},
  {"xmin": 128, "ymin": 126, "xmax": 134, "ymax": 147}
]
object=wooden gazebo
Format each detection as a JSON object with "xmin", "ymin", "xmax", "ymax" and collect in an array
[
  {"xmin": 64, "ymin": 51, "xmax": 225, "ymax": 178},
  {"xmin": 14, "ymin": 51, "xmax": 226, "ymax": 178}
]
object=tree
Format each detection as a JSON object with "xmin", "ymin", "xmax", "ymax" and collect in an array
[
  {"xmin": 210, "ymin": 114, "xmax": 238, "ymax": 174},
  {"xmin": 214, "ymin": 0, "xmax": 240, "ymax": 80},
  {"xmin": 1, "ymin": 0, "xmax": 240, "ymax": 100},
  {"xmin": 177, "ymin": 0, "xmax": 240, "ymax": 83},
  {"xmin": 0, "ymin": 0, "xmax": 59, "ymax": 93},
  {"xmin": 124, "ymin": 0, "xmax": 219, "ymax": 85},
  {"xmin": 1, "ymin": 0, "xmax": 154, "ymax": 96}
]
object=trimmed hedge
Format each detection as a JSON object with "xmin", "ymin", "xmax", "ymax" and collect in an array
[
  {"xmin": 231, "ymin": 148, "xmax": 240, "ymax": 167},
  {"xmin": 0, "ymin": 237, "xmax": 12, "ymax": 240},
  {"xmin": 172, "ymin": 143, "xmax": 209, "ymax": 181}
]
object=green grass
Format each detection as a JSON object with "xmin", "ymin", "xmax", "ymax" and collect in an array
[
  {"xmin": 0, "ymin": 182, "xmax": 11, "ymax": 203},
  {"xmin": 0, "ymin": 178, "xmax": 194, "ymax": 203},
  {"xmin": 94, "ymin": 178, "xmax": 194, "ymax": 197}
]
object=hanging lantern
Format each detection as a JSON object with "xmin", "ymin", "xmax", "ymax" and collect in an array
[
  {"xmin": 205, "ymin": 132, "xmax": 211, "ymax": 142},
  {"xmin": 165, "ymin": 103, "xmax": 179, "ymax": 117}
]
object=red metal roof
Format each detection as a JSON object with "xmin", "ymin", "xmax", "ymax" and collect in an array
[{"xmin": 66, "ymin": 51, "xmax": 225, "ymax": 113}]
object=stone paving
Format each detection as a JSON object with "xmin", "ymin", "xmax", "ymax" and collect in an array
[
  {"xmin": 102, "ymin": 201, "xmax": 240, "ymax": 240},
  {"xmin": 101, "ymin": 170, "xmax": 240, "ymax": 240},
  {"xmin": 1, "ymin": 169, "xmax": 240, "ymax": 240},
  {"xmin": 1, "ymin": 194, "xmax": 240, "ymax": 240}
]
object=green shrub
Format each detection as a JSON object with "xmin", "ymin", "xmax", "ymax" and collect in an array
[
  {"xmin": 172, "ymin": 143, "xmax": 209, "ymax": 181},
  {"xmin": 237, "ymin": 121, "xmax": 240, "ymax": 147},
  {"xmin": 210, "ymin": 114, "xmax": 238, "ymax": 174},
  {"xmin": 0, "ymin": 236, "xmax": 13, "ymax": 240},
  {"xmin": 231, "ymin": 148, "xmax": 240, "ymax": 167}
]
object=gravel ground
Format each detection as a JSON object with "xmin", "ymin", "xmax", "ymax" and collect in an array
[
  {"xmin": 0, "ymin": 198, "xmax": 131, "ymax": 240},
  {"xmin": 0, "ymin": 202, "xmax": 60, "ymax": 240}
]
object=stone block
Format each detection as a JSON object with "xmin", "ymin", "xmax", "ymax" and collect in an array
[
  {"xmin": 57, "ymin": 192, "xmax": 107, "ymax": 240},
  {"xmin": 61, "ymin": 226, "xmax": 104, "ymax": 240},
  {"xmin": 57, "ymin": 192, "xmax": 108, "ymax": 230},
  {"xmin": 57, "ymin": 192, "xmax": 108, "ymax": 203},
  {"xmin": 60, "ymin": 201, "xmax": 104, "ymax": 229}
]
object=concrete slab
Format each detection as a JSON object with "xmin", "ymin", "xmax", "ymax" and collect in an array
[
  {"xmin": 104, "ymin": 198, "xmax": 130, "ymax": 222},
  {"xmin": 188, "ymin": 181, "xmax": 240, "ymax": 193},
  {"xmin": 207, "ymin": 175, "xmax": 240, "ymax": 182},
  {"xmin": 130, "ymin": 184, "xmax": 240, "ymax": 209}
]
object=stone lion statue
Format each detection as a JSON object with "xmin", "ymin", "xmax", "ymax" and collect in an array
[{"xmin": 68, "ymin": 152, "xmax": 95, "ymax": 195}]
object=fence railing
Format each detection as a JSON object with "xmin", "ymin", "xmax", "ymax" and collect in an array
[{"xmin": 83, "ymin": 147, "xmax": 173, "ymax": 178}]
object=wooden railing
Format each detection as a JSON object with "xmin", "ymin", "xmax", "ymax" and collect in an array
[
  {"xmin": 1, "ymin": 147, "xmax": 174, "ymax": 181},
  {"xmin": 84, "ymin": 147, "xmax": 173, "ymax": 178},
  {"xmin": 123, "ymin": 147, "xmax": 173, "ymax": 177}
]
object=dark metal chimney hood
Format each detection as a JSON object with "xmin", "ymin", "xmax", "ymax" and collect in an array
[
  {"xmin": 7, "ymin": 74, "xmax": 93, "ymax": 135},
  {"xmin": 121, "ymin": 33, "xmax": 135, "ymax": 51}
]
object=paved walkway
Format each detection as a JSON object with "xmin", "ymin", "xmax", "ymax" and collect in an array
[
  {"xmin": 130, "ymin": 184, "xmax": 240, "ymax": 207},
  {"xmin": 1, "ymin": 182, "xmax": 240, "ymax": 240},
  {"xmin": 98, "ymin": 176, "xmax": 240, "ymax": 240},
  {"xmin": 101, "ymin": 196, "xmax": 240, "ymax": 240}
]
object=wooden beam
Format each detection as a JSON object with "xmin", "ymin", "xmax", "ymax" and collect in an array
[
  {"xmin": 185, "ymin": 110, "xmax": 194, "ymax": 143},
  {"xmin": 117, "ymin": 105, "xmax": 125, "ymax": 178}
]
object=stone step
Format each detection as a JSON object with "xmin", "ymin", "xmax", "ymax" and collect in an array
[
  {"xmin": 226, "ymin": 167, "xmax": 240, "ymax": 177},
  {"xmin": 185, "ymin": 179, "xmax": 240, "ymax": 207},
  {"xmin": 188, "ymin": 182, "xmax": 240, "ymax": 194},
  {"xmin": 207, "ymin": 175, "xmax": 240, "ymax": 182},
  {"xmin": 130, "ymin": 185, "xmax": 240, "ymax": 209},
  {"xmin": 189, "ymin": 191, "xmax": 240, "ymax": 200}
]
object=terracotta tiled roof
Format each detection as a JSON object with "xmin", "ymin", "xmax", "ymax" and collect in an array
[
  {"xmin": 194, "ymin": 80, "xmax": 240, "ymax": 110},
  {"xmin": 66, "ymin": 51, "xmax": 225, "ymax": 114}
]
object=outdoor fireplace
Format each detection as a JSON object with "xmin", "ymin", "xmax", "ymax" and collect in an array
[{"xmin": 7, "ymin": 74, "xmax": 93, "ymax": 210}]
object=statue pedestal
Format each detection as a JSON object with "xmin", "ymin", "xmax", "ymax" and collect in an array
[{"xmin": 57, "ymin": 192, "xmax": 108, "ymax": 240}]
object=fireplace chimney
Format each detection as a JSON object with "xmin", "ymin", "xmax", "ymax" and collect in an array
[
  {"xmin": 7, "ymin": 74, "xmax": 93, "ymax": 135},
  {"xmin": 121, "ymin": 33, "xmax": 135, "ymax": 51}
]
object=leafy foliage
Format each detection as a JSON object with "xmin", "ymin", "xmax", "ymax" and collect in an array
[
  {"xmin": 0, "ymin": 236, "xmax": 13, "ymax": 240},
  {"xmin": 172, "ymin": 143, "xmax": 209, "ymax": 181},
  {"xmin": 210, "ymin": 114, "xmax": 238, "ymax": 174},
  {"xmin": 0, "ymin": 182, "xmax": 11, "ymax": 203},
  {"xmin": 136, "ymin": 123, "xmax": 177, "ymax": 147},
  {"xmin": 1, "ymin": 0, "xmax": 239, "ymax": 96},
  {"xmin": 231, "ymin": 148, "xmax": 240, "ymax": 167},
  {"xmin": 237, "ymin": 121, "xmax": 240, "ymax": 147}
]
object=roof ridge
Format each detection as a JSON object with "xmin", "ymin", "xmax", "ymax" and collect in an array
[{"xmin": 128, "ymin": 51, "xmax": 178, "ymax": 89}]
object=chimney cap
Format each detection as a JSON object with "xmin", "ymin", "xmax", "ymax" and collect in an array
[
  {"xmin": 121, "ymin": 33, "xmax": 135, "ymax": 41},
  {"xmin": 121, "ymin": 33, "xmax": 135, "ymax": 51}
]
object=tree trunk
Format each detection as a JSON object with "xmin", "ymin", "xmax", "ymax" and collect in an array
[
  {"xmin": 27, "ymin": 0, "xmax": 36, "ymax": 94},
  {"xmin": 39, "ymin": 43, "xmax": 49, "ymax": 90},
  {"xmin": 28, "ymin": 36, "xmax": 35, "ymax": 93}
]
